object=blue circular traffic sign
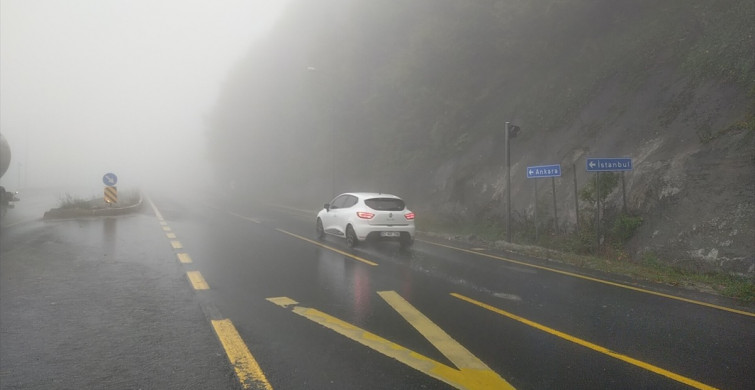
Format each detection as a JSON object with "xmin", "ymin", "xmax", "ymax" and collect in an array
[{"xmin": 103, "ymin": 173, "xmax": 118, "ymax": 186}]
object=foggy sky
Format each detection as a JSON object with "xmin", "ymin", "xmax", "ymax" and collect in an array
[{"xmin": 0, "ymin": 0, "xmax": 288, "ymax": 195}]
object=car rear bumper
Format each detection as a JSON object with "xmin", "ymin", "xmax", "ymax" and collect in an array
[
  {"xmin": 364, "ymin": 231, "xmax": 414, "ymax": 242},
  {"xmin": 353, "ymin": 224, "xmax": 415, "ymax": 241}
]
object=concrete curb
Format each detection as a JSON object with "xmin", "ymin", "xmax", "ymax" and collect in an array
[{"xmin": 43, "ymin": 194, "xmax": 144, "ymax": 220}]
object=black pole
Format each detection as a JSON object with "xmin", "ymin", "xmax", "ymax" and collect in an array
[
  {"xmin": 505, "ymin": 122, "xmax": 512, "ymax": 242},
  {"xmin": 552, "ymin": 176, "xmax": 558, "ymax": 234},
  {"xmin": 534, "ymin": 179, "xmax": 538, "ymax": 242},
  {"xmin": 621, "ymin": 171, "xmax": 627, "ymax": 214},
  {"xmin": 595, "ymin": 172, "xmax": 600, "ymax": 249},
  {"xmin": 573, "ymin": 163, "xmax": 579, "ymax": 232}
]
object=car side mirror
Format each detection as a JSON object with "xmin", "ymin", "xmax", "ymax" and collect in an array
[{"xmin": 324, "ymin": 203, "xmax": 330, "ymax": 211}]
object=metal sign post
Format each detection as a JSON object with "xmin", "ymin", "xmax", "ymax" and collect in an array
[
  {"xmin": 573, "ymin": 163, "xmax": 579, "ymax": 232},
  {"xmin": 527, "ymin": 164, "xmax": 561, "ymax": 239},
  {"xmin": 504, "ymin": 122, "xmax": 520, "ymax": 242},
  {"xmin": 104, "ymin": 186, "xmax": 118, "ymax": 205},
  {"xmin": 102, "ymin": 173, "xmax": 118, "ymax": 206},
  {"xmin": 585, "ymin": 158, "xmax": 633, "ymax": 249},
  {"xmin": 534, "ymin": 181, "xmax": 538, "ymax": 241},
  {"xmin": 552, "ymin": 177, "xmax": 558, "ymax": 233},
  {"xmin": 505, "ymin": 122, "xmax": 511, "ymax": 242}
]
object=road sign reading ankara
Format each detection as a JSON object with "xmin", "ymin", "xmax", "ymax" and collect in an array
[
  {"xmin": 527, "ymin": 164, "xmax": 561, "ymax": 178},
  {"xmin": 586, "ymin": 158, "xmax": 632, "ymax": 172}
]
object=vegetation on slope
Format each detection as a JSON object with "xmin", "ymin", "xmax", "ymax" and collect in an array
[{"xmin": 206, "ymin": 0, "xmax": 754, "ymax": 285}]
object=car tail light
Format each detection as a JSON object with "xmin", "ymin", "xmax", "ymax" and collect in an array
[
  {"xmin": 357, "ymin": 211, "xmax": 375, "ymax": 219},
  {"xmin": 404, "ymin": 212, "xmax": 415, "ymax": 220}
]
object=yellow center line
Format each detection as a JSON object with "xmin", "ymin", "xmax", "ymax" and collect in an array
[
  {"xmin": 227, "ymin": 211, "xmax": 262, "ymax": 224},
  {"xmin": 177, "ymin": 253, "xmax": 193, "ymax": 264},
  {"xmin": 224, "ymin": 210, "xmax": 377, "ymax": 266},
  {"xmin": 420, "ymin": 239, "xmax": 754, "ymax": 317},
  {"xmin": 267, "ymin": 203, "xmax": 317, "ymax": 215},
  {"xmin": 212, "ymin": 319, "xmax": 273, "ymax": 390},
  {"xmin": 268, "ymin": 295, "xmax": 512, "ymax": 389},
  {"xmin": 274, "ymin": 228, "xmax": 378, "ymax": 266},
  {"xmin": 186, "ymin": 271, "xmax": 209, "ymax": 290},
  {"xmin": 378, "ymin": 291, "xmax": 495, "ymax": 372},
  {"xmin": 150, "ymin": 197, "xmax": 273, "ymax": 389},
  {"xmin": 451, "ymin": 293, "xmax": 719, "ymax": 390}
]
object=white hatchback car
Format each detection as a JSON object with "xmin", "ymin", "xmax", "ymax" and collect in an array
[{"xmin": 316, "ymin": 192, "xmax": 415, "ymax": 248}]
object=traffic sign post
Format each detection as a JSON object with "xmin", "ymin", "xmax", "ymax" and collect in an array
[
  {"xmin": 527, "ymin": 164, "xmax": 561, "ymax": 178},
  {"xmin": 104, "ymin": 186, "xmax": 118, "ymax": 205},
  {"xmin": 103, "ymin": 173, "xmax": 118, "ymax": 206},
  {"xmin": 585, "ymin": 158, "xmax": 633, "ymax": 248},
  {"xmin": 586, "ymin": 158, "xmax": 632, "ymax": 172},
  {"xmin": 103, "ymin": 173, "xmax": 118, "ymax": 186},
  {"xmin": 527, "ymin": 164, "xmax": 561, "ymax": 236}
]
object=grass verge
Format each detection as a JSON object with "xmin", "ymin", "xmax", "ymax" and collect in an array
[{"xmin": 419, "ymin": 219, "xmax": 754, "ymax": 303}]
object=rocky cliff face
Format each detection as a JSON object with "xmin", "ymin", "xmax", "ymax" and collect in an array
[
  {"xmin": 421, "ymin": 67, "xmax": 754, "ymax": 275},
  {"xmin": 207, "ymin": 0, "xmax": 754, "ymax": 275}
]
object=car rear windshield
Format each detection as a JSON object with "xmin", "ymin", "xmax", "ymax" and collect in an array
[{"xmin": 364, "ymin": 198, "xmax": 405, "ymax": 211}]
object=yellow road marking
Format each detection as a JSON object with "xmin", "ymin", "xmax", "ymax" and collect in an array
[
  {"xmin": 268, "ymin": 294, "xmax": 512, "ymax": 390},
  {"xmin": 186, "ymin": 271, "xmax": 209, "ymax": 290},
  {"xmin": 212, "ymin": 319, "xmax": 273, "ymax": 390},
  {"xmin": 225, "ymin": 209, "xmax": 377, "ymax": 266},
  {"xmin": 226, "ymin": 210, "xmax": 378, "ymax": 266},
  {"xmin": 451, "ymin": 293, "xmax": 719, "ymax": 390},
  {"xmin": 166, "ymin": 232, "xmax": 177, "ymax": 239},
  {"xmin": 421, "ymin": 240, "xmax": 755, "ymax": 318},
  {"xmin": 228, "ymin": 211, "xmax": 262, "ymax": 224},
  {"xmin": 378, "ymin": 291, "xmax": 494, "ymax": 372},
  {"xmin": 267, "ymin": 203, "xmax": 316, "ymax": 215},
  {"xmin": 267, "ymin": 297, "xmax": 298, "ymax": 307},
  {"xmin": 149, "ymin": 197, "xmax": 272, "ymax": 389},
  {"xmin": 274, "ymin": 228, "xmax": 378, "ymax": 266},
  {"xmin": 177, "ymin": 253, "xmax": 193, "ymax": 264}
]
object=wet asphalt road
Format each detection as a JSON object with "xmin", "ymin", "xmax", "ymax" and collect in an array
[{"xmin": 1, "ymin": 189, "xmax": 753, "ymax": 389}]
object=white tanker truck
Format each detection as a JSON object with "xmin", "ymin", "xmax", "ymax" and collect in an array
[{"xmin": 0, "ymin": 133, "xmax": 20, "ymax": 217}]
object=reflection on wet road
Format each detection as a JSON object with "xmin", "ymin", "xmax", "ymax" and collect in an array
[
  {"xmin": 155, "ymin": 195, "xmax": 753, "ymax": 390},
  {"xmin": 2, "ymin": 190, "xmax": 753, "ymax": 390}
]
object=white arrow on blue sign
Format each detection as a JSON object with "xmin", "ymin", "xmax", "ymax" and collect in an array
[
  {"xmin": 103, "ymin": 173, "xmax": 118, "ymax": 186},
  {"xmin": 527, "ymin": 164, "xmax": 562, "ymax": 178},
  {"xmin": 586, "ymin": 158, "xmax": 632, "ymax": 172}
]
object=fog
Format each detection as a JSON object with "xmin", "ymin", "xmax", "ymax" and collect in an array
[{"xmin": 0, "ymin": 0, "xmax": 288, "ymax": 198}]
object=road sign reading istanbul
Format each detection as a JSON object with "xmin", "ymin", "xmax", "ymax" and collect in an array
[
  {"xmin": 586, "ymin": 158, "xmax": 633, "ymax": 172},
  {"xmin": 527, "ymin": 164, "xmax": 561, "ymax": 178},
  {"xmin": 103, "ymin": 172, "xmax": 118, "ymax": 186}
]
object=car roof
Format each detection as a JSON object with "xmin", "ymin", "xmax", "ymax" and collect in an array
[{"xmin": 341, "ymin": 192, "xmax": 402, "ymax": 199}]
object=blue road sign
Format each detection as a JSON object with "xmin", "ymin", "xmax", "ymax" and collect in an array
[
  {"xmin": 103, "ymin": 172, "xmax": 118, "ymax": 186},
  {"xmin": 586, "ymin": 158, "xmax": 632, "ymax": 172},
  {"xmin": 527, "ymin": 164, "xmax": 562, "ymax": 178}
]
